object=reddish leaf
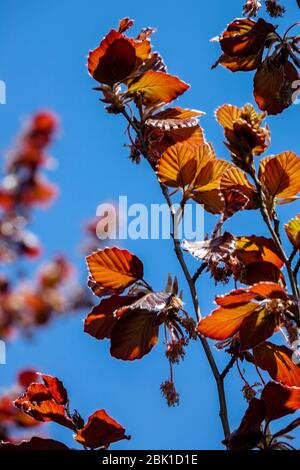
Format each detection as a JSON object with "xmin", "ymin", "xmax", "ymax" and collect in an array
[
  {"xmin": 41, "ymin": 375, "xmax": 68, "ymax": 406},
  {"xmin": 214, "ymin": 18, "xmax": 275, "ymax": 72},
  {"xmin": 285, "ymin": 214, "xmax": 300, "ymax": 249},
  {"xmin": 241, "ymin": 261, "xmax": 283, "ymax": 285},
  {"xmin": 223, "ymin": 398, "xmax": 266, "ymax": 450},
  {"xmin": 234, "ymin": 235, "xmax": 284, "ymax": 270},
  {"xmin": 0, "ymin": 437, "xmax": 69, "ymax": 450},
  {"xmin": 110, "ymin": 310, "xmax": 159, "ymax": 360},
  {"xmin": 88, "ymin": 30, "xmax": 136, "ymax": 86},
  {"xmin": 182, "ymin": 232, "xmax": 236, "ymax": 264},
  {"xmin": 239, "ymin": 306, "xmax": 277, "ymax": 350},
  {"xmin": 86, "ymin": 247, "xmax": 144, "ymax": 296},
  {"xmin": 259, "ymin": 151, "xmax": 300, "ymax": 201},
  {"xmin": 261, "ymin": 381, "xmax": 300, "ymax": 421},
  {"xmin": 157, "ymin": 142, "xmax": 198, "ymax": 189},
  {"xmin": 127, "ymin": 71, "xmax": 189, "ymax": 106},
  {"xmin": 253, "ymin": 342, "xmax": 300, "ymax": 387},
  {"xmin": 74, "ymin": 409, "xmax": 129, "ymax": 449},
  {"xmin": 118, "ymin": 17, "xmax": 135, "ymax": 34}
]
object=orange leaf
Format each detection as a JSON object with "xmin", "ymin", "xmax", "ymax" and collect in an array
[
  {"xmin": 253, "ymin": 342, "xmax": 300, "ymax": 388},
  {"xmin": 84, "ymin": 295, "xmax": 137, "ymax": 339},
  {"xmin": 110, "ymin": 310, "xmax": 159, "ymax": 360},
  {"xmin": 254, "ymin": 58, "xmax": 299, "ymax": 115},
  {"xmin": 74, "ymin": 409, "xmax": 129, "ymax": 449},
  {"xmin": 259, "ymin": 152, "xmax": 300, "ymax": 201},
  {"xmin": 127, "ymin": 71, "xmax": 189, "ymax": 106},
  {"xmin": 239, "ymin": 306, "xmax": 277, "ymax": 350},
  {"xmin": 285, "ymin": 214, "xmax": 300, "ymax": 249},
  {"xmin": 86, "ymin": 247, "xmax": 144, "ymax": 296}
]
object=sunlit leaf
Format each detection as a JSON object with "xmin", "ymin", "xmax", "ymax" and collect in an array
[
  {"xmin": 74, "ymin": 409, "xmax": 129, "ymax": 449},
  {"xmin": 261, "ymin": 381, "xmax": 300, "ymax": 421},
  {"xmin": 213, "ymin": 18, "xmax": 276, "ymax": 72},
  {"xmin": 88, "ymin": 30, "xmax": 137, "ymax": 85},
  {"xmin": 284, "ymin": 214, "xmax": 300, "ymax": 249},
  {"xmin": 182, "ymin": 232, "xmax": 236, "ymax": 263},
  {"xmin": 84, "ymin": 295, "xmax": 138, "ymax": 339}
]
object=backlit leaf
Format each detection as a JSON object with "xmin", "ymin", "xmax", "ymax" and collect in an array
[
  {"xmin": 284, "ymin": 214, "xmax": 300, "ymax": 248},
  {"xmin": 259, "ymin": 151, "xmax": 300, "ymax": 200}
]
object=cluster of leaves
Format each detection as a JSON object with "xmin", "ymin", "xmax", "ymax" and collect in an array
[
  {"xmin": 213, "ymin": 17, "xmax": 300, "ymax": 115},
  {"xmin": 0, "ymin": 112, "xmax": 58, "ymax": 261},
  {"xmin": 0, "ymin": 256, "xmax": 90, "ymax": 339},
  {"xmin": 85, "ymin": 16, "xmax": 300, "ymax": 450},
  {"xmin": 0, "ymin": 371, "xmax": 129, "ymax": 450}
]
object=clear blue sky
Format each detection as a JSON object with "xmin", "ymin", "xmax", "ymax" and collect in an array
[{"xmin": 1, "ymin": 0, "xmax": 300, "ymax": 450}]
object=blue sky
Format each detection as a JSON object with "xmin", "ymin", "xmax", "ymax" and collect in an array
[{"xmin": 1, "ymin": 0, "xmax": 300, "ymax": 450}]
